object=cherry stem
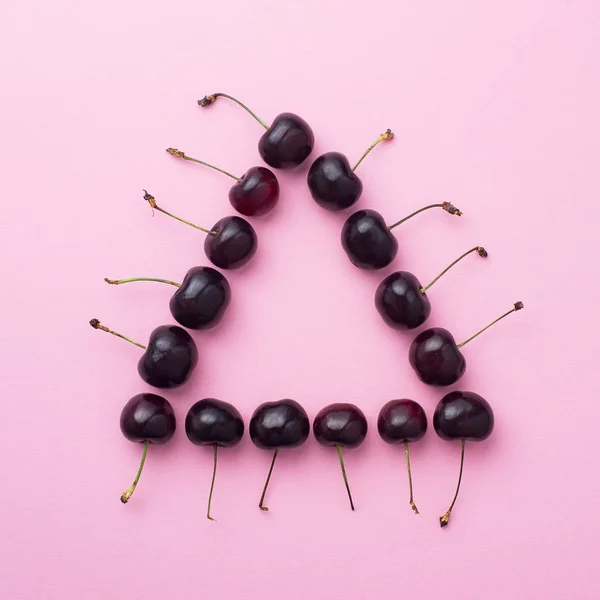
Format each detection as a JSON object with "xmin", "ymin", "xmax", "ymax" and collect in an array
[
  {"xmin": 388, "ymin": 202, "xmax": 462, "ymax": 230},
  {"xmin": 207, "ymin": 444, "xmax": 217, "ymax": 521},
  {"xmin": 89, "ymin": 319, "xmax": 146, "ymax": 350},
  {"xmin": 121, "ymin": 440, "xmax": 149, "ymax": 504},
  {"xmin": 337, "ymin": 444, "xmax": 355, "ymax": 511},
  {"xmin": 259, "ymin": 448, "xmax": 279, "ymax": 511},
  {"xmin": 104, "ymin": 277, "xmax": 181, "ymax": 288},
  {"xmin": 166, "ymin": 148, "xmax": 241, "ymax": 182},
  {"xmin": 143, "ymin": 190, "xmax": 218, "ymax": 236},
  {"xmin": 198, "ymin": 92, "xmax": 269, "ymax": 130},
  {"xmin": 352, "ymin": 129, "xmax": 394, "ymax": 171},
  {"xmin": 420, "ymin": 246, "xmax": 487, "ymax": 294},
  {"xmin": 440, "ymin": 439, "xmax": 465, "ymax": 527},
  {"xmin": 457, "ymin": 301, "xmax": 524, "ymax": 349},
  {"xmin": 404, "ymin": 441, "xmax": 419, "ymax": 515}
]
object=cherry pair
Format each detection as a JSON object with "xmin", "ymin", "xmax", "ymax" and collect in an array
[
  {"xmin": 371, "ymin": 242, "xmax": 524, "ymax": 387},
  {"xmin": 378, "ymin": 393, "xmax": 494, "ymax": 527},
  {"xmin": 172, "ymin": 91, "xmax": 316, "ymax": 218},
  {"xmin": 119, "ymin": 396, "xmax": 243, "ymax": 518}
]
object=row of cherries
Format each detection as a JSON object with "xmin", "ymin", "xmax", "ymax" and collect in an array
[
  {"xmin": 121, "ymin": 394, "xmax": 492, "ymax": 525},
  {"xmin": 93, "ymin": 92, "xmax": 523, "ymax": 527}
]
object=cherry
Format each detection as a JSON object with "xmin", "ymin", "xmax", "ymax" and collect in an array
[
  {"xmin": 249, "ymin": 400, "xmax": 310, "ymax": 511},
  {"xmin": 377, "ymin": 399, "xmax": 427, "ymax": 514},
  {"xmin": 167, "ymin": 148, "xmax": 279, "ymax": 217},
  {"xmin": 409, "ymin": 301, "xmax": 524, "ymax": 386},
  {"xmin": 185, "ymin": 399, "xmax": 244, "ymax": 520},
  {"xmin": 143, "ymin": 191, "xmax": 257, "ymax": 270},
  {"xmin": 199, "ymin": 93, "xmax": 314, "ymax": 169},
  {"xmin": 341, "ymin": 202, "xmax": 462, "ymax": 270},
  {"xmin": 307, "ymin": 130, "xmax": 394, "ymax": 211},
  {"xmin": 375, "ymin": 246, "xmax": 487, "ymax": 330},
  {"xmin": 313, "ymin": 403, "xmax": 368, "ymax": 510},
  {"xmin": 89, "ymin": 319, "xmax": 198, "ymax": 389},
  {"xmin": 119, "ymin": 393, "xmax": 176, "ymax": 503},
  {"xmin": 434, "ymin": 391, "xmax": 494, "ymax": 527},
  {"xmin": 105, "ymin": 266, "xmax": 231, "ymax": 331}
]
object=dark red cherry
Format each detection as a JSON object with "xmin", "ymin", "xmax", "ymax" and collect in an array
[
  {"xmin": 105, "ymin": 266, "xmax": 231, "ymax": 331},
  {"xmin": 259, "ymin": 113, "xmax": 314, "ymax": 169},
  {"xmin": 185, "ymin": 398, "xmax": 244, "ymax": 520},
  {"xmin": 409, "ymin": 302, "xmax": 524, "ymax": 387},
  {"xmin": 377, "ymin": 399, "xmax": 427, "ymax": 514},
  {"xmin": 376, "ymin": 272, "xmax": 430, "ymax": 329},
  {"xmin": 341, "ymin": 202, "xmax": 462, "ymax": 270},
  {"xmin": 169, "ymin": 267, "xmax": 231, "ymax": 329},
  {"xmin": 249, "ymin": 399, "xmax": 310, "ymax": 450},
  {"xmin": 186, "ymin": 398, "xmax": 244, "ymax": 448},
  {"xmin": 308, "ymin": 152, "xmax": 362, "ymax": 211},
  {"xmin": 409, "ymin": 327, "xmax": 466, "ymax": 386},
  {"xmin": 119, "ymin": 393, "xmax": 176, "ymax": 503},
  {"xmin": 229, "ymin": 167, "xmax": 279, "ymax": 216},
  {"xmin": 378, "ymin": 399, "xmax": 427, "ymax": 444},
  {"xmin": 143, "ymin": 191, "xmax": 257, "ymax": 270},
  {"xmin": 249, "ymin": 399, "xmax": 310, "ymax": 511},
  {"xmin": 137, "ymin": 325, "xmax": 198, "ymax": 389},
  {"xmin": 167, "ymin": 148, "xmax": 279, "ymax": 217},
  {"xmin": 198, "ymin": 94, "xmax": 314, "ymax": 169},
  {"xmin": 121, "ymin": 393, "xmax": 177, "ymax": 444},
  {"xmin": 90, "ymin": 320, "xmax": 198, "ymax": 389},
  {"xmin": 375, "ymin": 247, "xmax": 487, "ymax": 330},
  {"xmin": 341, "ymin": 209, "xmax": 397, "ymax": 270},
  {"xmin": 434, "ymin": 391, "xmax": 494, "ymax": 527},
  {"xmin": 433, "ymin": 391, "xmax": 494, "ymax": 442},
  {"xmin": 204, "ymin": 216, "xmax": 257, "ymax": 270},
  {"xmin": 313, "ymin": 403, "xmax": 368, "ymax": 449},
  {"xmin": 307, "ymin": 130, "xmax": 393, "ymax": 211},
  {"xmin": 313, "ymin": 403, "xmax": 367, "ymax": 510}
]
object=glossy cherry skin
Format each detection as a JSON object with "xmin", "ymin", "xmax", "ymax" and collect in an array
[
  {"xmin": 341, "ymin": 209, "xmax": 398, "ymax": 270},
  {"xmin": 409, "ymin": 327, "xmax": 465, "ymax": 386},
  {"xmin": 258, "ymin": 113, "xmax": 315, "ymax": 169},
  {"xmin": 204, "ymin": 216, "xmax": 257, "ymax": 270},
  {"xmin": 120, "ymin": 393, "xmax": 176, "ymax": 444},
  {"xmin": 229, "ymin": 167, "xmax": 279, "ymax": 216},
  {"xmin": 137, "ymin": 325, "xmax": 198, "ymax": 389},
  {"xmin": 185, "ymin": 398, "xmax": 244, "ymax": 447},
  {"xmin": 434, "ymin": 391, "xmax": 494, "ymax": 441},
  {"xmin": 377, "ymin": 399, "xmax": 427, "ymax": 444},
  {"xmin": 169, "ymin": 267, "xmax": 231, "ymax": 330},
  {"xmin": 249, "ymin": 400, "xmax": 310, "ymax": 450},
  {"xmin": 313, "ymin": 403, "xmax": 368, "ymax": 449},
  {"xmin": 375, "ymin": 271, "xmax": 430, "ymax": 330},
  {"xmin": 307, "ymin": 152, "xmax": 362, "ymax": 211}
]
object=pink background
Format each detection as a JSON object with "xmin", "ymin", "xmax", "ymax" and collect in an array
[{"xmin": 1, "ymin": 1, "xmax": 599, "ymax": 598}]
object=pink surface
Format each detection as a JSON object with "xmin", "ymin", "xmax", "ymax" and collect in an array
[{"xmin": 1, "ymin": 1, "xmax": 599, "ymax": 598}]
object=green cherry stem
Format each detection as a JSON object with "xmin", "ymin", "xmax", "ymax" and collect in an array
[
  {"xmin": 457, "ymin": 301, "xmax": 524, "ymax": 349},
  {"xmin": 352, "ymin": 129, "xmax": 394, "ymax": 171},
  {"xmin": 388, "ymin": 202, "xmax": 462, "ymax": 230},
  {"xmin": 166, "ymin": 148, "xmax": 241, "ymax": 182},
  {"xmin": 404, "ymin": 441, "xmax": 419, "ymax": 515},
  {"xmin": 337, "ymin": 444, "xmax": 355, "ymax": 511},
  {"xmin": 104, "ymin": 277, "xmax": 181, "ymax": 288},
  {"xmin": 420, "ymin": 246, "xmax": 488, "ymax": 294},
  {"xmin": 440, "ymin": 439, "xmax": 465, "ymax": 527},
  {"xmin": 198, "ymin": 92, "xmax": 269, "ymax": 130},
  {"xmin": 89, "ymin": 319, "xmax": 147, "ymax": 350},
  {"xmin": 121, "ymin": 440, "xmax": 149, "ymax": 504},
  {"xmin": 207, "ymin": 443, "xmax": 218, "ymax": 521},
  {"xmin": 143, "ymin": 190, "xmax": 218, "ymax": 236},
  {"xmin": 259, "ymin": 448, "xmax": 279, "ymax": 511}
]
